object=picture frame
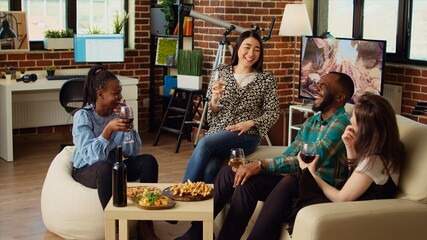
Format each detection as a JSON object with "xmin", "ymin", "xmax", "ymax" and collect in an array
[
  {"xmin": 0, "ymin": 11, "xmax": 30, "ymax": 51},
  {"xmin": 155, "ymin": 37, "xmax": 178, "ymax": 66}
]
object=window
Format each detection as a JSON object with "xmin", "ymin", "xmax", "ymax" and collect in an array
[
  {"xmin": 0, "ymin": 0, "xmax": 9, "ymax": 10},
  {"xmin": 9, "ymin": 0, "xmax": 127, "ymax": 44},
  {"xmin": 409, "ymin": 0, "xmax": 427, "ymax": 61},
  {"xmin": 327, "ymin": 0, "xmax": 353, "ymax": 38},
  {"xmin": 77, "ymin": 0, "xmax": 125, "ymax": 34},
  {"xmin": 317, "ymin": 0, "xmax": 427, "ymax": 65},
  {"xmin": 362, "ymin": 0, "xmax": 399, "ymax": 53},
  {"xmin": 22, "ymin": 0, "xmax": 67, "ymax": 41}
]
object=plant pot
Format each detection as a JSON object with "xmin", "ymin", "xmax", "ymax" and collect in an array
[
  {"xmin": 43, "ymin": 38, "xmax": 74, "ymax": 50},
  {"xmin": 177, "ymin": 75, "xmax": 202, "ymax": 90},
  {"xmin": 46, "ymin": 70, "xmax": 55, "ymax": 76}
]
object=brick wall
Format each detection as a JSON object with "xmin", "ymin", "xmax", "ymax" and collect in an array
[
  {"xmin": 1, "ymin": 0, "xmax": 426, "ymax": 137},
  {"xmin": 383, "ymin": 65, "xmax": 427, "ymax": 124}
]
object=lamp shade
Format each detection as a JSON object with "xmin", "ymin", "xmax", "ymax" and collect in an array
[{"xmin": 279, "ymin": 4, "xmax": 313, "ymax": 37}]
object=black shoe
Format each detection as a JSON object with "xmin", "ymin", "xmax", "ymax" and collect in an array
[{"xmin": 166, "ymin": 220, "xmax": 178, "ymax": 225}]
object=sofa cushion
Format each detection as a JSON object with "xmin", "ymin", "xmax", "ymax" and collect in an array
[
  {"xmin": 246, "ymin": 146, "xmax": 287, "ymax": 161},
  {"xmin": 395, "ymin": 115, "xmax": 427, "ymax": 203}
]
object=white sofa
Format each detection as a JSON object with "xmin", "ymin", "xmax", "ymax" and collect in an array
[{"xmin": 228, "ymin": 114, "xmax": 427, "ymax": 240}]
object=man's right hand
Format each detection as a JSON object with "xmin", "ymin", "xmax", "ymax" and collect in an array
[{"xmin": 233, "ymin": 161, "xmax": 262, "ymax": 186}]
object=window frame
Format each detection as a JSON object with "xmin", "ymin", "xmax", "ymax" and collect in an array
[
  {"xmin": 315, "ymin": 0, "xmax": 426, "ymax": 66},
  {"xmin": 9, "ymin": 0, "xmax": 128, "ymax": 50}
]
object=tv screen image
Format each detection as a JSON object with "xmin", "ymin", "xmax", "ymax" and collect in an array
[
  {"xmin": 299, "ymin": 36, "xmax": 386, "ymax": 103},
  {"xmin": 74, "ymin": 34, "xmax": 124, "ymax": 63}
]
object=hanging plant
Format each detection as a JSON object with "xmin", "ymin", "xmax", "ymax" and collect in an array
[{"xmin": 160, "ymin": 0, "xmax": 174, "ymax": 35}]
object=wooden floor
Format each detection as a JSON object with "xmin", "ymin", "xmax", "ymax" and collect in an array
[{"xmin": 0, "ymin": 131, "xmax": 196, "ymax": 240}]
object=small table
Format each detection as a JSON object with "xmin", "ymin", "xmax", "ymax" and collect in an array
[{"xmin": 104, "ymin": 183, "xmax": 214, "ymax": 240}]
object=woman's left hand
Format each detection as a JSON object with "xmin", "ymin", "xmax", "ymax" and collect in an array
[
  {"xmin": 226, "ymin": 120, "xmax": 255, "ymax": 136},
  {"xmin": 298, "ymin": 151, "xmax": 319, "ymax": 174}
]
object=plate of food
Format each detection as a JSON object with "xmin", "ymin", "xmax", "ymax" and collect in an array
[
  {"xmin": 127, "ymin": 186, "xmax": 176, "ymax": 210},
  {"xmin": 163, "ymin": 180, "xmax": 214, "ymax": 201}
]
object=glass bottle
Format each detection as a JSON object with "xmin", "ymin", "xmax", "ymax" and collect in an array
[{"xmin": 113, "ymin": 146, "xmax": 127, "ymax": 207}]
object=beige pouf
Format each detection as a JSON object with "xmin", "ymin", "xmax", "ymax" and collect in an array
[{"xmin": 41, "ymin": 146, "xmax": 104, "ymax": 240}]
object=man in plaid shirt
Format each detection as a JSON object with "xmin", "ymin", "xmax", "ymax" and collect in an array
[{"xmin": 212, "ymin": 72, "xmax": 355, "ymax": 240}]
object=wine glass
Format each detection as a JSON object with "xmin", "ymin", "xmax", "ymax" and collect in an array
[
  {"xmin": 212, "ymin": 70, "xmax": 225, "ymax": 107},
  {"xmin": 229, "ymin": 148, "xmax": 246, "ymax": 169},
  {"xmin": 301, "ymin": 141, "xmax": 316, "ymax": 163},
  {"xmin": 119, "ymin": 105, "xmax": 134, "ymax": 144}
]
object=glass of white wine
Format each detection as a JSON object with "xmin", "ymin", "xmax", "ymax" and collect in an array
[
  {"xmin": 229, "ymin": 148, "xmax": 246, "ymax": 169},
  {"xmin": 212, "ymin": 70, "xmax": 225, "ymax": 107}
]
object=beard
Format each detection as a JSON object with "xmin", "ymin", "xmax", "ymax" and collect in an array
[{"xmin": 312, "ymin": 93, "xmax": 334, "ymax": 112}]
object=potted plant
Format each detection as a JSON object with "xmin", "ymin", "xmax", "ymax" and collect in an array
[
  {"xmin": 160, "ymin": 0, "xmax": 175, "ymax": 35},
  {"xmin": 177, "ymin": 49, "xmax": 203, "ymax": 89},
  {"xmin": 113, "ymin": 11, "xmax": 129, "ymax": 34},
  {"xmin": 45, "ymin": 66, "xmax": 56, "ymax": 76},
  {"xmin": 44, "ymin": 28, "xmax": 74, "ymax": 50}
]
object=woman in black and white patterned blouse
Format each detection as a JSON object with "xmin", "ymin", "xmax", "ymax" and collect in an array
[{"xmin": 182, "ymin": 31, "xmax": 280, "ymax": 184}]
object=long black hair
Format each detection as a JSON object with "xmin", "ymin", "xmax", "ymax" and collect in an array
[
  {"xmin": 229, "ymin": 31, "xmax": 264, "ymax": 72},
  {"xmin": 82, "ymin": 64, "xmax": 118, "ymax": 107}
]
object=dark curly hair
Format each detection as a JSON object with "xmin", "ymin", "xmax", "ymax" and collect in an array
[{"xmin": 82, "ymin": 64, "xmax": 119, "ymax": 107}]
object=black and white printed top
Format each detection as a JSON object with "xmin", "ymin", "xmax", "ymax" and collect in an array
[{"xmin": 207, "ymin": 64, "xmax": 280, "ymax": 139}]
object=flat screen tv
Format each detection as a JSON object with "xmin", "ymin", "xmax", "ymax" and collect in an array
[
  {"xmin": 74, "ymin": 34, "xmax": 124, "ymax": 63},
  {"xmin": 299, "ymin": 36, "xmax": 386, "ymax": 103}
]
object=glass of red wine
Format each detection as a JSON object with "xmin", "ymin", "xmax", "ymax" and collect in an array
[
  {"xmin": 119, "ymin": 104, "xmax": 134, "ymax": 144},
  {"xmin": 301, "ymin": 142, "xmax": 316, "ymax": 163}
]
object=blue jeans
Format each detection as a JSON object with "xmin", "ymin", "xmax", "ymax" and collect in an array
[{"xmin": 182, "ymin": 130, "xmax": 260, "ymax": 183}]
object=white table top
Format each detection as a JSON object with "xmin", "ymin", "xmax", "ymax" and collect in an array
[{"xmin": 104, "ymin": 183, "xmax": 214, "ymax": 221}]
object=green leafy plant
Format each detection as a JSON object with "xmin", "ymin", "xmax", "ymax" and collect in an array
[
  {"xmin": 44, "ymin": 28, "xmax": 74, "ymax": 38},
  {"xmin": 160, "ymin": 0, "xmax": 174, "ymax": 35},
  {"xmin": 45, "ymin": 66, "xmax": 56, "ymax": 71},
  {"xmin": 177, "ymin": 49, "xmax": 203, "ymax": 76},
  {"xmin": 113, "ymin": 10, "xmax": 129, "ymax": 34},
  {"xmin": 80, "ymin": 25, "xmax": 104, "ymax": 34}
]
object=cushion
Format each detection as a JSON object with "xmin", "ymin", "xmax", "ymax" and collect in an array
[
  {"xmin": 395, "ymin": 115, "xmax": 427, "ymax": 203},
  {"xmin": 41, "ymin": 146, "xmax": 105, "ymax": 240},
  {"xmin": 246, "ymin": 146, "xmax": 287, "ymax": 161}
]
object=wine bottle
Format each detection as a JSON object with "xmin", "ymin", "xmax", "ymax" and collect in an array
[{"xmin": 113, "ymin": 146, "xmax": 127, "ymax": 207}]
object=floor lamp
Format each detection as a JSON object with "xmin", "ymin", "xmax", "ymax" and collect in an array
[{"xmin": 279, "ymin": 4, "xmax": 313, "ymax": 104}]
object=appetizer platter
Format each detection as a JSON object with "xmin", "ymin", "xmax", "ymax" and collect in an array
[
  {"xmin": 163, "ymin": 180, "xmax": 214, "ymax": 201},
  {"xmin": 127, "ymin": 186, "xmax": 175, "ymax": 210}
]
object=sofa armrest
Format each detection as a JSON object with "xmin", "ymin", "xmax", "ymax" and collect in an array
[{"xmin": 292, "ymin": 199, "xmax": 427, "ymax": 240}]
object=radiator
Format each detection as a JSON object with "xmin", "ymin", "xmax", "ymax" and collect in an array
[
  {"xmin": 12, "ymin": 91, "xmax": 73, "ymax": 129},
  {"xmin": 383, "ymin": 84, "xmax": 402, "ymax": 114}
]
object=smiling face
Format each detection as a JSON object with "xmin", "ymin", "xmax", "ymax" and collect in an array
[
  {"xmin": 312, "ymin": 74, "xmax": 340, "ymax": 112},
  {"xmin": 97, "ymin": 79, "xmax": 123, "ymax": 115},
  {"xmin": 237, "ymin": 36, "xmax": 261, "ymax": 69}
]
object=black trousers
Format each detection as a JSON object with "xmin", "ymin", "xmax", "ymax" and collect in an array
[
  {"xmin": 72, "ymin": 154, "xmax": 158, "ymax": 209},
  {"xmin": 214, "ymin": 166, "xmax": 299, "ymax": 240}
]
